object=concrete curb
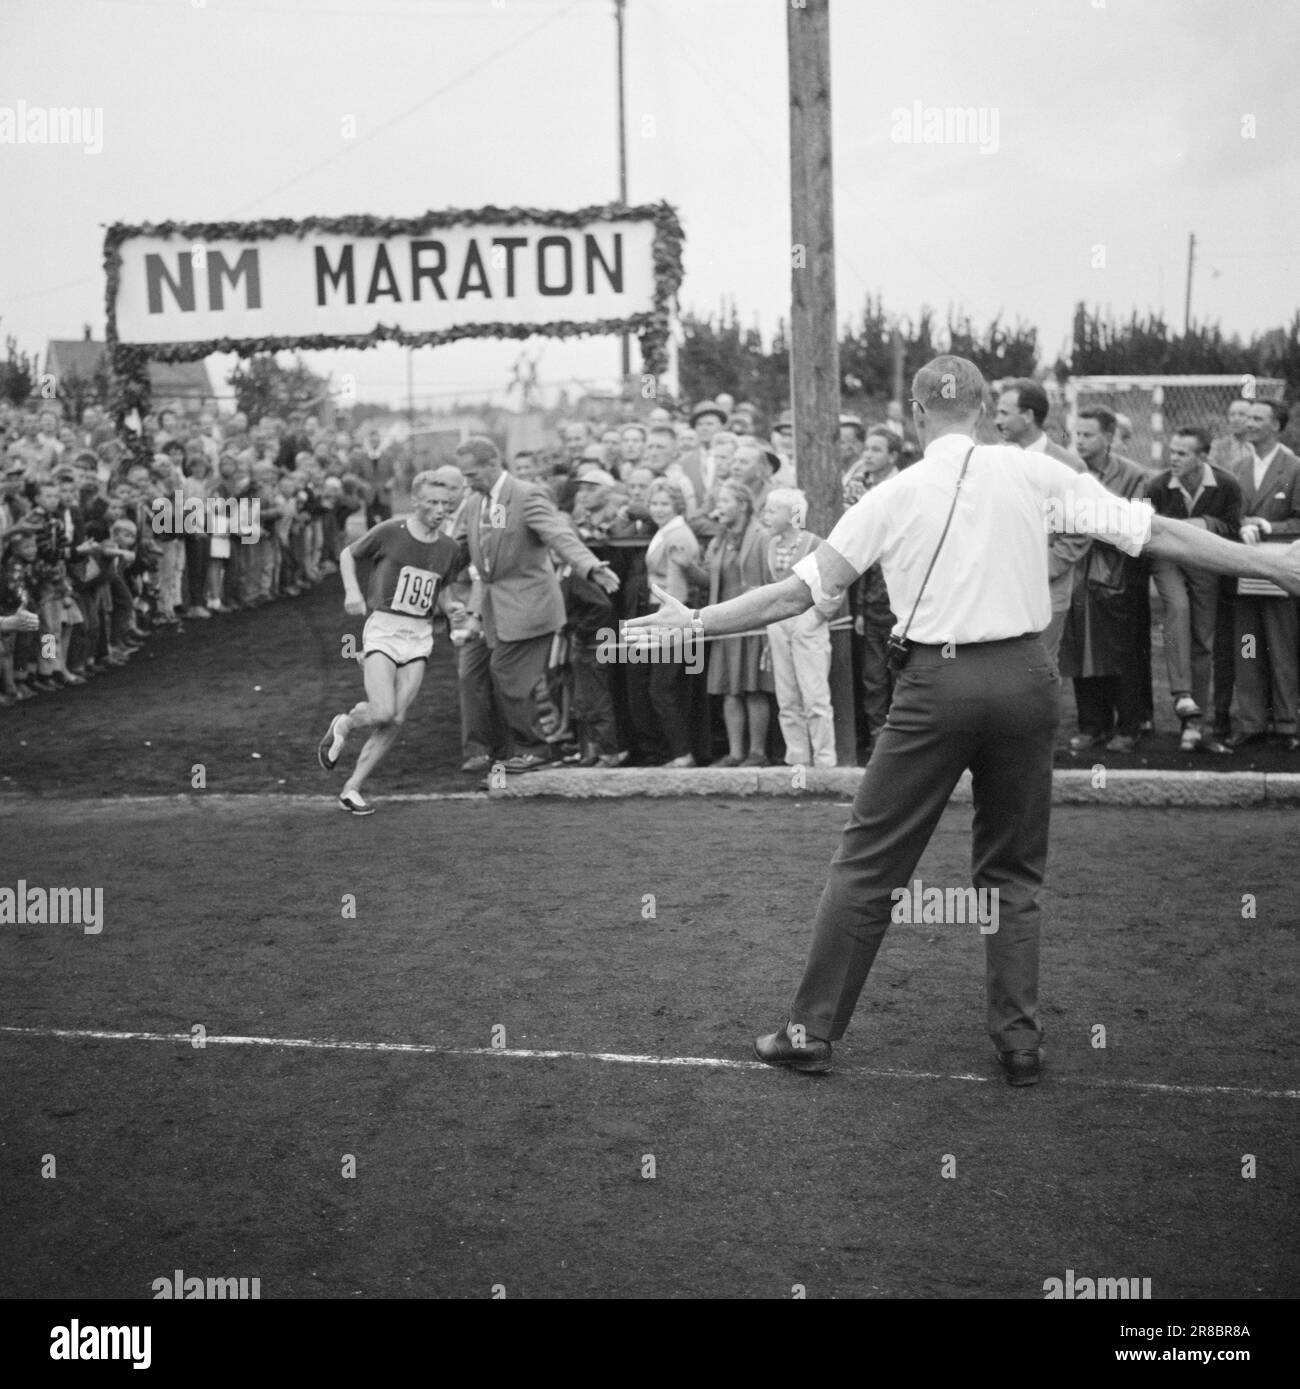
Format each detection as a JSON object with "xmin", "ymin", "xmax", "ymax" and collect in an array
[
  {"xmin": 484, "ymin": 765, "xmax": 1300, "ymax": 807},
  {"xmin": 2, "ymin": 771, "xmax": 1299, "ymax": 811}
]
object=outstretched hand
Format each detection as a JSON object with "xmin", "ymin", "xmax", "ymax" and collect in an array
[
  {"xmin": 591, "ymin": 564, "xmax": 621, "ymax": 596},
  {"xmin": 624, "ymin": 584, "xmax": 691, "ymax": 631}
]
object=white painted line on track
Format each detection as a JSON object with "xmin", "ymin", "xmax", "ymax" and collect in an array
[{"xmin": 2, "ymin": 1025, "xmax": 1295, "ymax": 1100}]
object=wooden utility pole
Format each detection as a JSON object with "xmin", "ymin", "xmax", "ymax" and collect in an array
[
  {"xmin": 615, "ymin": 0, "xmax": 631, "ymax": 391},
  {"xmin": 788, "ymin": 0, "xmax": 854, "ymax": 764}
]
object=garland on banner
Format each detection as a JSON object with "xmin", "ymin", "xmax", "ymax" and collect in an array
[{"xmin": 103, "ymin": 202, "xmax": 685, "ymax": 449}]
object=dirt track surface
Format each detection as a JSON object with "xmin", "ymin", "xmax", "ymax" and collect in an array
[
  {"xmin": 1, "ymin": 795, "xmax": 1296, "ymax": 1300},
  {"xmin": 3, "ymin": 577, "xmax": 1300, "ymax": 799}
]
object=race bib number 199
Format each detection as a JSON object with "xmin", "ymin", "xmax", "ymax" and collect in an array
[{"xmin": 390, "ymin": 565, "xmax": 438, "ymax": 617}]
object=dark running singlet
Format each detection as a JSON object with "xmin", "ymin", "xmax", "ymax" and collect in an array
[{"xmin": 350, "ymin": 519, "xmax": 460, "ymax": 621}]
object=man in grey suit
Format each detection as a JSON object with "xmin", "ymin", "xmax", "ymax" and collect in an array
[
  {"xmin": 453, "ymin": 436, "xmax": 619, "ymax": 772},
  {"xmin": 1228, "ymin": 399, "xmax": 1300, "ymax": 751},
  {"xmin": 994, "ymin": 379, "xmax": 1089, "ymax": 662}
]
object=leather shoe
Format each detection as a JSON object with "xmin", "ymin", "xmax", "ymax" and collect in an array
[
  {"xmin": 503, "ymin": 752, "xmax": 551, "ymax": 774},
  {"xmin": 1228, "ymin": 731, "xmax": 1268, "ymax": 751},
  {"xmin": 753, "ymin": 1024, "xmax": 832, "ymax": 1073},
  {"xmin": 998, "ymin": 1049, "xmax": 1042, "ymax": 1087}
]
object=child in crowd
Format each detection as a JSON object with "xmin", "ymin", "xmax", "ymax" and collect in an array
[{"xmin": 762, "ymin": 487, "xmax": 840, "ymax": 769}]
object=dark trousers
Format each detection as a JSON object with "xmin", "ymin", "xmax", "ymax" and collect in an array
[
  {"xmin": 1235, "ymin": 595, "xmax": 1300, "ymax": 736},
  {"xmin": 1073, "ymin": 670, "xmax": 1144, "ymax": 739},
  {"xmin": 621, "ymin": 663, "xmax": 660, "ymax": 761},
  {"xmin": 461, "ymin": 631, "xmax": 555, "ymax": 757},
  {"xmin": 648, "ymin": 657, "xmax": 693, "ymax": 759},
  {"xmin": 109, "ymin": 574, "xmax": 134, "ymax": 646},
  {"xmin": 789, "ymin": 635, "xmax": 1059, "ymax": 1052},
  {"xmin": 861, "ymin": 618, "xmax": 895, "ymax": 739},
  {"xmin": 185, "ymin": 534, "xmax": 209, "ymax": 608},
  {"xmin": 457, "ymin": 637, "xmax": 507, "ymax": 758},
  {"xmin": 571, "ymin": 642, "xmax": 619, "ymax": 755},
  {"xmin": 1213, "ymin": 580, "xmax": 1237, "ymax": 729}
]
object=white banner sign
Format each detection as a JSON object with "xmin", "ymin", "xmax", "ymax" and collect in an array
[{"xmin": 110, "ymin": 217, "xmax": 660, "ymax": 347}]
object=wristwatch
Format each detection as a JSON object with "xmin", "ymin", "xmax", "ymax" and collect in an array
[{"xmin": 690, "ymin": 608, "xmax": 706, "ymax": 636}]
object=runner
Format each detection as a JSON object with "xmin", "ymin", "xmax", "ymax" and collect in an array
[{"xmin": 317, "ymin": 472, "xmax": 461, "ymax": 814}]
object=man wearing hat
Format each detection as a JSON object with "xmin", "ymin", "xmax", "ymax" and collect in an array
[
  {"xmin": 683, "ymin": 401, "xmax": 727, "ymax": 503},
  {"xmin": 1, "ymin": 457, "xmax": 31, "ymax": 537},
  {"xmin": 771, "ymin": 409, "xmax": 796, "ymax": 478},
  {"xmin": 452, "ymin": 437, "xmax": 619, "ymax": 774}
]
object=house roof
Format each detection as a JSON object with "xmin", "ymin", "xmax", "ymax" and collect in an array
[{"xmin": 45, "ymin": 339, "xmax": 214, "ymax": 399}]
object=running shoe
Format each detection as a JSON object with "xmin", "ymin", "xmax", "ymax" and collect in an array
[
  {"xmin": 318, "ymin": 714, "xmax": 348, "ymax": 770},
  {"xmin": 338, "ymin": 789, "xmax": 374, "ymax": 816}
]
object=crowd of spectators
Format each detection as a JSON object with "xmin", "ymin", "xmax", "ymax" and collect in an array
[
  {"xmin": 0, "ymin": 398, "xmax": 406, "ymax": 704},
  {"xmin": 8, "ymin": 384, "xmax": 1295, "ymax": 772},
  {"xmin": 441, "ymin": 394, "xmax": 921, "ymax": 770},
  {"xmin": 446, "ymin": 385, "xmax": 1300, "ymax": 770}
]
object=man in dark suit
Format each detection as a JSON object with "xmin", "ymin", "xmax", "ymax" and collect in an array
[
  {"xmin": 1227, "ymin": 398, "xmax": 1300, "ymax": 751},
  {"xmin": 1145, "ymin": 427, "xmax": 1242, "ymax": 753},
  {"xmin": 1061, "ymin": 407, "xmax": 1151, "ymax": 753},
  {"xmin": 453, "ymin": 436, "xmax": 619, "ymax": 773},
  {"xmin": 994, "ymin": 379, "xmax": 1089, "ymax": 663}
]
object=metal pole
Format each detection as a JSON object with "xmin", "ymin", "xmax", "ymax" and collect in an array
[{"xmin": 616, "ymin": 0, "xmax": 631, "ymax": 392}]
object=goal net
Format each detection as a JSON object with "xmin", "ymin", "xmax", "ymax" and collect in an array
[{"xmin": 1062, "ymin": 374, "xmax": 1284, "ymax": 469}]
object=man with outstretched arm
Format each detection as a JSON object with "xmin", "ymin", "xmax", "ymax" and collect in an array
[{"xmin": 624, "ymin": 355, "xmax": 1300, "ymax": 1085}]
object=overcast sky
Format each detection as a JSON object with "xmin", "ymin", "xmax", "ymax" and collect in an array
[{"xmin": 2, "ymin": 0, "xmax": 1298, "ymax": 411}]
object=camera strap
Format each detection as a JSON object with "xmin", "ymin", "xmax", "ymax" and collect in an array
[{"xmin": 895, "ymin": 443, "xmax": 976, "ymax": 646}]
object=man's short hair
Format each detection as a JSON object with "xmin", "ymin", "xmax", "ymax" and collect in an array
[
  {"xmin": 647, "ymin": 424, "xmax": 677, "ymax": 444},
  {"xmin": 455, "ymin": 435, "xmax": 500, "ymax": 466},
  {"xmin": 910, "ymin": 355, "xmax": 987, "ymax": 419},
  {"xmin": 512, "ymin": 450, "xmax": 537, "ymax": 463},
  {"xmin": 1254, "ymin": 398, "xmax": 1290, "ymax": 431},
  {"xmin": 620, "ymin": 422, "xmax": 647, "ymax": 441},
  {"xmin": 1172, "ymin": 426, "xmax": 1211, "ymax": 455},
  {"xmin": 409, "ymin": 470, "xmax": 449, "ymax": 495},
  {"xmin": 865, "ymin": 426, "xmax": 902, "ymax": 456},
  {"xmin": 432, "ymin": 464, "xmax": 464, "ymax": 487},
  {"xmin": 1078, "ymin": 406, "xmax": 1117, "ymax": 435},
  {"xmin": 1005, "ymin": 377, "xmax": 1049, "ymax": 427},
  {"xmin": 839, "ymin": 415, "xmax": 867, "ymax": 443}
]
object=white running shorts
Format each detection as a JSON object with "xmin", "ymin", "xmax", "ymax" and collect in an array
[{"xmin": 363, "ymin": 610, "xmax": 434, "ymax": 666}]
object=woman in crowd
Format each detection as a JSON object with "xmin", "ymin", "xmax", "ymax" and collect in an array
[
  {"xmin": 181, "ymin": 445, "xmax": 212, "ymax": 618},
  {"xmin": 643, "ymin": 480, "xmax": 701, "ymax": 767},
  {"xmin": 679, "ymin": 479, "xmax": 773, "ymax": 766}
]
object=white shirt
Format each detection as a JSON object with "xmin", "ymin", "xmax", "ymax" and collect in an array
[
  {"xmin": 1252, "ymin": 443, "xmax": 1279, "ymax": 493},
  {"xmin": 1023, "ymin": 430, "xmax": 1049, "ymax": 454},
  {"xmin": 793, "ymin": 434, "xmax": 1153, "ymax": 645}
]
